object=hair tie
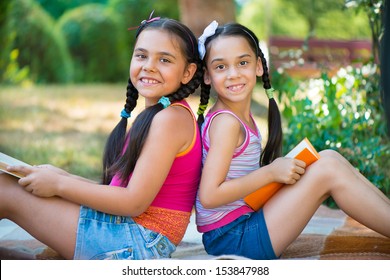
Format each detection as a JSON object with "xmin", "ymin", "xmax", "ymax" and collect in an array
[
  {"xmin": 198, "ymin": 20, "xmax": 219, "ymax": 59},
  {"xmin": 120, "ymin": 108, "xmax": 131, "ymax": 119},
  {"xmin": 158, "ymin": 96, "xmax": 171, "ymax": 108},
  {"xmin": 128, "ymin": 10, "xmax": 161, "ymax": 31},
  {"xmin": 265, "ymin": 88, "xmax": 275, "ymax": 99},
  {"xmin": 197, "ymin": 104, "xmax": 208, "ymax": 115}
]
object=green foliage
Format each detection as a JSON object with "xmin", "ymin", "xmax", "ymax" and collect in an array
[
  {"xmin": 0, "ymin": 0, "xmax": 28, "ymax": 85},
  {"xmin": 0, "ymin": 0, "xmax": 30, "ymax": 85},
  {"xmin": 238, "ymin": 0, "xmax": 372, "ymax": 40},
  {"xmin": 345, "ymin": 0, "xmax": 383, "ymax": 62},
  {"xmin": 6, "ymin": 0, "xmax": 73, "ymax": 83},
  {"xmin": 0, "ymin": 0, "xmax": 11, "ymax": 79},
  {"xmin": 57, "ymin": 3, "xmax": 128, "ymax": 82},
  {"xmin": 2, "ymin": 0, "xmax": 180, "ymax": 84},
  {"xmin": 288, "ymin": 0, "xmax": 345, "ymax": 37},
  {"xmin": 316, "ymin": 9, "xmax": 371, "ymax": 39},
  {"xmin": 108, "ymin": 0, "xmax": 179, "ymax": 23},
  {"xmin": 273, "ymin": 64, "xmax": 390, "ymax": 207},
  {"xmin": 36, "ymin": 0, "xmax": 108, "ymax": 19},
  {"xmin": 2, "ymin": 48, "xmax": 31, "ymax": 86},
  {"xmin": 238, "ymin": 0, "xmax": 307, "ymax": 39}
]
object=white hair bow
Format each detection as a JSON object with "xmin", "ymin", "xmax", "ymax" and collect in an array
[{"xmin": 198, "ymin": 20, "xmax": 219, "ymax": 59}]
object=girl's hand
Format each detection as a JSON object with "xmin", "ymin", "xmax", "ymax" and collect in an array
[
  {"xmin": 7, "ymin": 165, "xmax": 61, "ymax": 197},
  {"xmin": 269, "ymin": 157, "xmax": 306, "ymax": 185},
  {"xmin": 34, "ymin": 164, "xmax": 70, "ymax": 176}
]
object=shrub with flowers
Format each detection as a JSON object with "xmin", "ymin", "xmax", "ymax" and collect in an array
[{"xmin": 272, "ymin": 63, "xmax": 390, "ymax": 207}]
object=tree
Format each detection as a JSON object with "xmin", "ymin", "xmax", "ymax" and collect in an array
[
  {"xmin": 345, "ymin": 0, "xmax": 387, "ymax": 132},
  {"xmin": 238, "ymin": 0, "xmax": 307, "ymax": 39},
  {"xmin": 178, "ymin": 0, "xmax": 236, "ymax": 37},
  {"xmin": 289, "ymin": 0, "xmax": 345, "ymax": 38},
  {"xmin": 381, "ymin": 0, "xmax": 390, "ymax": 134},
  {"xmin": 238, "ymin": 0, "xmax": 370, "ymax": 40},
  {"xmin": 346, "ymin": 0, "xmax": 383, "ymax": 62}
]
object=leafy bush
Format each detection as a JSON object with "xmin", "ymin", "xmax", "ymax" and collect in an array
[
  {"xmin": 0, "ymin": 0, "xmax": 12, "ymax": 81},
  {"xmin": 57, "ymin": 3, "xmax": 128, "ymax": 82},
  {"xmin": 2, "ymin": 49, "xmax": 31, "ymax": 86},
  {"xmin": 6, "ymin": 0, "xmax": 73, "ymax": 83},
  {"xmin": 37, "ymin": 0, "xmax": 108, "ymax": 19},
  {"xmin": 272, "ymin": 64, "xmax": 390, "ymax": 207}
]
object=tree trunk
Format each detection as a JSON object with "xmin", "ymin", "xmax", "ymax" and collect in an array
[
  {"xmin": 381, "ymin": 0, "xmax": 390, "ymax": 135},
  {"xmin": 178, "ymin": 0, "xmax": 236, "ymax": 37}
]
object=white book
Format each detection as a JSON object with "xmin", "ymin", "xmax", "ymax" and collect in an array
[{"xmin": 0, "ymin": 152, "xmax": 31, "ymax": 178}]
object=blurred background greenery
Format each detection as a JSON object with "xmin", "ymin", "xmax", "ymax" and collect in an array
[{"xmin": 0, "ymin": 0, "xmax": 389, "ymax": 204}]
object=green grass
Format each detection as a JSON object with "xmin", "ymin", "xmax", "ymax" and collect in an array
[{"xmin": 0, "ymin": 84, "xmax": 130, "ymax": 181}]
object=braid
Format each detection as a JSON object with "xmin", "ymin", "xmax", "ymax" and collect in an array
[
  {"xmin": 169, "ymin": 59, "xmax": 204, "ymax": 102},
  {"xmin": 258, "ymin": 49, "xmax": 271, "ymax": 90},
  {"xmin": 197, "ymin": 81, "xmax": 211, "ymax": 128},
  {"xmin": 102, "ymin": 78, "xmax": 139, "ymax": 184},
  {"xmin": 257, "ymin": 47, "xmax": 283, "ymax": 166},
  {"xmin": 193, "ymin": 60, "xmax": 211, "ymax": 126},
  {"xmin": 124, "ymin": 77, "xmax": 139, "ymax": 114}
]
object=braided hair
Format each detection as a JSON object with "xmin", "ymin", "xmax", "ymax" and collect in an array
[
  {"xmin": 102, "ymin": 18, "xmax": 205, "ymax": 185},
  {"xmin": 196, "ymin": 22, "xmax": 283, "ymax": 166}
]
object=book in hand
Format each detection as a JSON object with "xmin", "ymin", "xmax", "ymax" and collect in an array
[
  {"xmin": 244, "ymin": 137, "xmax": 320, "ymax": 211},
  {"xmin": 0, "ymin": 152, "xmax": 31, "ymax": 178}
]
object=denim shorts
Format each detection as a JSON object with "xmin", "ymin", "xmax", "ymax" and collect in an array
[
  {"xmin": 202, "ymin": 209, "xmax": 277, "ymax": 260},
  {"xmin": 73, "ymin": 206, "xmax": 176, "ymax": 260}
]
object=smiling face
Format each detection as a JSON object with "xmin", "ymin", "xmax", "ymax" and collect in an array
[
  {"xmin": 130, "ymin": 29, "xmax": 195, "ymax": 106},
  {"xmin": 204, "ymin": 35, "xmax": 263, "ymax": 106}
]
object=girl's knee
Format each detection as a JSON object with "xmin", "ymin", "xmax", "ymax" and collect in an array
[
  {"xmin": 317, "ymin": 150, "xmax": 351, "ymax": 177},
  {"xmin": 308, "ymin": 155, "xmax": 345, "ymax": 184},
  {"xmin": 318, "ymin": 149, "xmax": 343, "ymax": 159}
]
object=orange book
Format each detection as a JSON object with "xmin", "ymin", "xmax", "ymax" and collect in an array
[
  {"xmin": 0, "ymin": 152, "xmax": 31, "ymax": 178},
  {"xmin": 244, "ymin": 138, "xmax": 320, "ymax": 211}
]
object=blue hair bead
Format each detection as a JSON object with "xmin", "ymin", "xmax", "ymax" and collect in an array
[
  {"xmin": 120, "ymin": 108, "xmax": 131, "ymax": 119},
  {"xmin": 158, "ymin": 96, "xmax": 171, "ymax": 108}
]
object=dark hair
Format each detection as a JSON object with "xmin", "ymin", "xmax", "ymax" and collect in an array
[
  {"xmin": 102, "ymin": 18, "xmax": 206, "ymax": 185},
  {"xmin": 197, "ymin": 22, "xmax": 282, "ymax": 166}
]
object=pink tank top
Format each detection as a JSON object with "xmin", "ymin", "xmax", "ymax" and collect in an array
[{"xmin": 109, "ymin": 100, "xmax": 201, "ymax": 245}]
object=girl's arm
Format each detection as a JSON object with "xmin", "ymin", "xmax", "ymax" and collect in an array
[
  {"xmin": 11, "ymin": 106, "xmax": 193, "ymax": 217},
  {"xmin": 199, "ymin": 113, "xmax": 305, "ymax": 209}
]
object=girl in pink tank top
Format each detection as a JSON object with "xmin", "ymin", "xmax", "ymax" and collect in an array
[{"xmin": 2, "ymin": 15, "xmax": 209, "ymax": 260}]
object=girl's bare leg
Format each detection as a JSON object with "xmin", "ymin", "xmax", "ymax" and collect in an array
[
  {"xmin": 320, "ymin": 149, "xmax": 390, "ymax": 205},
  {"xmin": 0, "ymin": 173, "xmax": 80, "ymax": 259},
  {"xmin": 263, "ymin": 150, "xmax": 390, "ymax": 257}
]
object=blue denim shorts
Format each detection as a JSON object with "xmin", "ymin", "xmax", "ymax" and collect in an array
[
  {"xmin": 202, "ymin": 209, "xmax": 277, "ymax": 260},
  {"xmin": 73, "ymin": 206, "xmax": 176, "ymax": 260}
]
